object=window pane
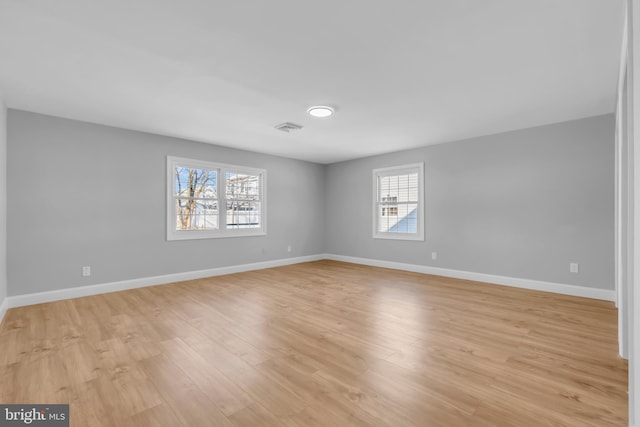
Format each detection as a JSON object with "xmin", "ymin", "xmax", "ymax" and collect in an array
[
  {"xmin": 175, "ymin": 198, "xmax": 218, "ymax": 231},
  {"xmin": 226, "ymin": 172, "xmax": 260, "ymax": 200},
  {"xmin": 378, "ymin": 203, "xmax": 418, "ymax": 234},
  {"xmin": 226, "ymin": 201, "xmax": 261, "ymax": 229},
  {"xmin": 379, "ymin": 173, "xmax": 418, "ymax": 204},
  {"xmin": 380, "ymin": 176, "xmax": 390, "ymax": 193},
  {"xmin": 388, "ymin": 204, "xmax": 417, "ymax": 233},
  {"xmin": 175, "ymin": 167, "xmax": 217, "ymax": 198},
  {"xmin": 226, "ymin": 171, "xmax": 261, "ymax": 229}
]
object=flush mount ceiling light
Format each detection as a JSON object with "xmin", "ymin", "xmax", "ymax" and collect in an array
[{"xmin": 307, "ymin": 106, "xmax": 335, "ymax": 118}]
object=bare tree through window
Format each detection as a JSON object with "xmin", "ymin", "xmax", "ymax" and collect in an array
[{"xmin": 175, "ymin": 167, "xmax": 217, "ymax": 230}]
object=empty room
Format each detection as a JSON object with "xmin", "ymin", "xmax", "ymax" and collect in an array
[{"xmin": 1, "ymin": 1, "xmax": 639, "ymax": 426}]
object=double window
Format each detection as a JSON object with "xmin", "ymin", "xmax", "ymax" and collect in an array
[
  {"xmin": 373, "ymin": 163, "xmax": 424, "ymax": 240},
  {"xmin": 167, "ymin": 157, "xmax": 266, "ymax": 240}
]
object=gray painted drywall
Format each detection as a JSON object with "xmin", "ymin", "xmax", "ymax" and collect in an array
[
  {"xmin": 7, "ymin": 110, "xmax": 325, "ymax": 296},
  {"xmin": 325, "ymin": 115, "xmax": 615, "ymax": 289},
  {"xmin": 6, "ymin": 110, "xmax": 616, "ymax": 295},
  {"xmin": 0, "ymin": 101, "xmax": 6, "ymax": 307}
]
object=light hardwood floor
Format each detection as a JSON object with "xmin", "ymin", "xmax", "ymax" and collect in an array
[{"xmin": 0, "ymin": 260, "xmax": 628, "ymax": 426}]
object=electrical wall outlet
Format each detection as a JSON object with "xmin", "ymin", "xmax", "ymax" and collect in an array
[
  {"xmin": 569, "ymin": 263, "xmax": 579, "ymax": 273},
  {"xmin": 82, "ymin": 266, "xmax": 91, "ymax": 277},
  {"xmin": 431, "ymin": 252, "xmax": 437, "ymax": 260},
  {"xmin": 287, "ymin": 245, "xmax": 292, "ymax": 253}
]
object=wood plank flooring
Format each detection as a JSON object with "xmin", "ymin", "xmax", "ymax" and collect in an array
[{"xmin": 0, "ymin": 260, "xmax": 628, "ymax": 426}]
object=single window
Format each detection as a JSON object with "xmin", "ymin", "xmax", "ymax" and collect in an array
[
  {"xmin": 373, "ymin": 163, "xmax": 424, "ymax": 240},
  {"xmin": 167, "ymin": 157, "xmax": 266, "ymax": 240}
]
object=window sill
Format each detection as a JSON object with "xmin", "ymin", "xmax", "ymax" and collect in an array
[
  {"xmin": 373, "ymin": 233, "xmax": 424, "ymax": 241},
  {"xmin": 168, "ymin": 230, "xmax": 266, "ymax": 241}
]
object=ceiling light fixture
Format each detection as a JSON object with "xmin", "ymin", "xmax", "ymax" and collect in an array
[{"xmin": 307, "ymin": 106, "xmax": 335, "ymax": 118}]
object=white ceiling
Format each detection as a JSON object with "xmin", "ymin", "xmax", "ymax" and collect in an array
[{"xmin": 0, "ymin": 0, "xmax": 625, "ymax": 164}]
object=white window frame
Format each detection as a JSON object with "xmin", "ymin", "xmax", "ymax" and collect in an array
[
  {"xmin": 372, "ymin": 163, "xmax": 424, "ymax": 241},
  {"xmin": 167, "ymin": 156, "xmax": 266, "ymax": 240}
]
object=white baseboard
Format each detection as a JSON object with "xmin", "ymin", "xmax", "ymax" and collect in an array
[
  {"xmin": 5, "ymin": 254, "xmax": 325, "ymax": 309},
  {"xmin": 0, "ymin": 297, "xmax": 7, "ymax": 327},
  {"xmin": 325, "ymin": 254, "xmax": 615, "ymax": 301},
  {"xmin": 2, "ymin": 253, "xmax": 615, "ymax": 316}
]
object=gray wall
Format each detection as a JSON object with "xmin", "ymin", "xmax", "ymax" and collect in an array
[
  {"xmin": 325, "ymin": 115, "xmax": 615, "ymax": 289},
  {"xmin": 6, "ymin": 110, "xmax": 616, "ymax": 296},
  {"xmin": 7, "ymin": 110, "xmax": 325, "ymax": 296},
  {"xmin": 0, "ymin": 101, "xmax": 6, "ymax": 306}
]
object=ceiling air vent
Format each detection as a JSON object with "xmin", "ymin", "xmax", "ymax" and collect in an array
[{"xmin": 274, "ymin": 122, "xmax": 303, "ymax": 133}]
